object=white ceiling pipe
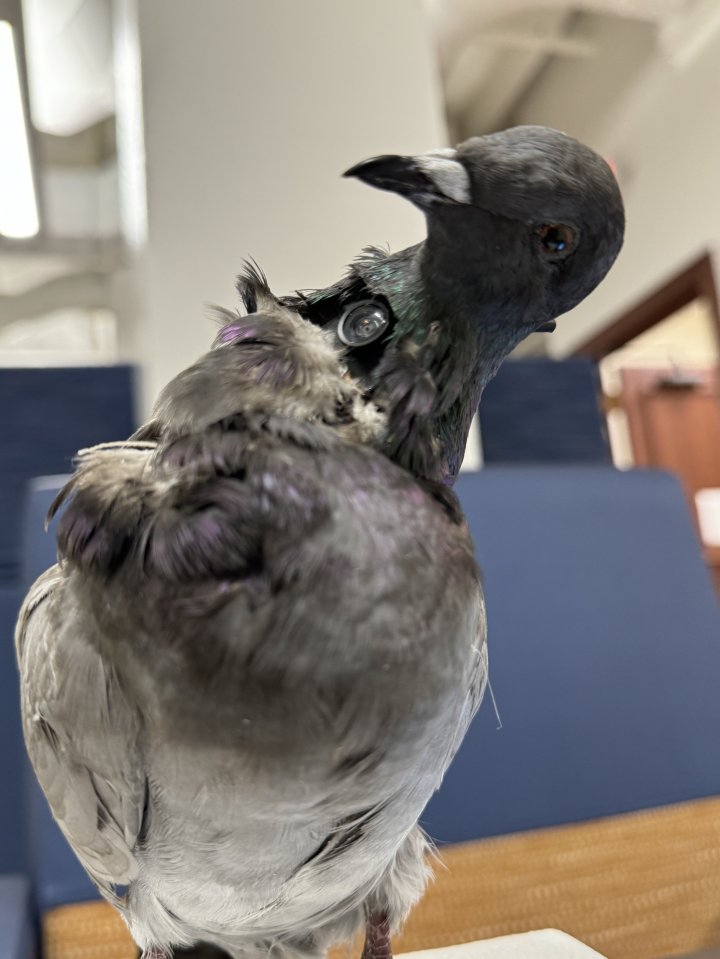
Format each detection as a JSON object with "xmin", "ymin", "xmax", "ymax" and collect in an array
[
  {"xmin": 426, "ymin": 0, "xmax": 689, "ymax": 63},
  {"xmin": 477, "ymin": 29, "xmax": 596, "ymax": 55},
  {"xmin": 441, "ymin": 7, "xmax": 572, "ymax": 128}
]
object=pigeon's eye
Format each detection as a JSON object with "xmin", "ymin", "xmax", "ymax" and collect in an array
[
  {"xmin": 337, "ymin": 300, "xmax": 390, "ymax": 347},
  {"xmin": 536, "ymin": 223, "xmax": 576, "ymax": 258}
]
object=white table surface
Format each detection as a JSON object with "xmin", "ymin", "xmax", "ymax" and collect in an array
[{"xmin": 400, "ymin": 930, "xmax": 606, "ymax": 959}]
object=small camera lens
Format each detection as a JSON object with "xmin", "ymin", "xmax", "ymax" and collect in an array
[{"xmin": 337, "ymin": 301, "xmax": 390, "ymax": 347}]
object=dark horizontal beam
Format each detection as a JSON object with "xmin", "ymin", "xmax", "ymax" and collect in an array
[{"xmin": 573, "ymin": 252, "xmax": 720, "ymax": 360}]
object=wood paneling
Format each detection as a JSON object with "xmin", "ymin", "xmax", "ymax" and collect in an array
[
  {"xmin": 620, "ymin": 367, "xmax": 720, "ymax": 590},
  {"xmin": 574, "ymin": 253, "xmax": 720, "ymax": 360}
]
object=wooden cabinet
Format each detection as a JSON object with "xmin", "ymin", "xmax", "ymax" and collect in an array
[{"xmin": 620, "ymin": 366, "xmax": 720, "ymax": 594}]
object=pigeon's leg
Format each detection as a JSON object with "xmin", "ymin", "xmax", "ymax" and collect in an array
[{"xmin": 360, "ymin": 912, "xmax": 392, "ymax": 959}]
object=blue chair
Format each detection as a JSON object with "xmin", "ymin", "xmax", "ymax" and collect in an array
[
  {"xmin": 0, "ymin": 585, "xmax": 25, "ymax": 874},
  {"xmin": 0, "ymin": 876, "xmax": 35, "ymax": 959},
  {"xmin": 0, "ymin": 365, "xmax": 136, "ymax": 893},
  {"xmin": 480, "ymin": 359, "xmax": 611, "ymax": 464},
  {"xmin": 424, "ymin": 466, "xmax": 720, "ymax": 839}
]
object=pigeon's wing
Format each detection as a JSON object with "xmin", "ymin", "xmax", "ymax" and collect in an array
[
  {"xmin": 439, "ymin": 609, "xmax": 488, "ymax": 781},
  {"xmin": 16, "ymin": 565, "xmax": 146, "ymax": 903}
]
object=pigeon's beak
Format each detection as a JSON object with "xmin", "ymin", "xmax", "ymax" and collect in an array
[
  {"xmin": 343, "ymin": 150, "xmax": 471, "ymax": 207},
  {"xmin": 343, "ymin": 155, "xmax": 433, "ymax": 200}
]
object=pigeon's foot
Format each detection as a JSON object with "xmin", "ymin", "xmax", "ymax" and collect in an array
[{"xmin": 360, "ymin": 912, "xmax": 391, "ymax": 959}]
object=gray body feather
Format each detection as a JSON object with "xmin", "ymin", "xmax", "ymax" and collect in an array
[{"xmin": 16, "ymin": 305, "xmax": 485, "ymax": 957}]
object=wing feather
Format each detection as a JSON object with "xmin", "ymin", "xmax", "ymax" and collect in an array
[{"xmin": 16, "ymin": 567, "xmax": 146, "ymax": 903}]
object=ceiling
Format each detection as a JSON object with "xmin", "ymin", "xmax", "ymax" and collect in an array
[
  {"xmin": 21, "ymin": 0, "xmax": 715, "ymax": 144},
  {"xmin": 423, "ymin": 0, "xmax": 720, "ymax": 142},
  {"xmin": 22, "ymin": 0, "xmax": 114, "ymax": 137},
  {"xmin": 3, "ymin": 0, "xmax": 720, "ymax": 321},
  {"xmin": 0, "ymin": 0, "xmax": 118, "ymax": 303}
]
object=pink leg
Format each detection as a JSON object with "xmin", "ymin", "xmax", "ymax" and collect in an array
[{"xmin": 360, "ymin": 913, "xmax": 392, "ymax": 959}]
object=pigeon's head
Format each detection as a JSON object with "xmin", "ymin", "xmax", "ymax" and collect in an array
[{"xmin": 344, "ymin": 125, "xmax": 624, "ymax": 329}]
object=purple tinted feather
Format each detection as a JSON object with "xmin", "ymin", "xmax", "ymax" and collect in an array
[{"xmin": 215, "ymin": 322, "xmax": 259, "ymax": 347}]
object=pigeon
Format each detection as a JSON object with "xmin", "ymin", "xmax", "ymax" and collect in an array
[
  {"xmin": 283, "ymin": 124, "xmax": 624, "ymax": 483},
  {"xmin": 15, "ymin": 126, "xmax": 624, "ymax": 959}
]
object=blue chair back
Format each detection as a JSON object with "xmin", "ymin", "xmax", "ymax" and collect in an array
[
  {"xmin": 0, "ymin": 366, "xmax": 136, "ymax": 583},
  {"xmin": 480, "ymin": 359, "xmax": 611, "ymax": 463},
  {"xmin": 423, "ymin": 467, "xmax": 720, "ymax": 842},
  {"xmin": 0, "ymin": 876, "xmax": 35, "ymax": 959},
  {"xmin": 0, "ymin": 366, "xmax": 135, "ymax": 879}
]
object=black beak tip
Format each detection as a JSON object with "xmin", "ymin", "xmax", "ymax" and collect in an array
[
  {"xmin": 341, "ymin": 155, "xmax": 434, "ymax": 205},
  {"xmin": 342, "ymin": 155, "xmax": 400, "ymax": 182}
]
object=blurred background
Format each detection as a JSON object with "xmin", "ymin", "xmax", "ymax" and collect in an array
[
  {"xmin": 2, "ymin": 3, "xmax": 720, "ymax": 959},
  {"xmin": 2, "ymin": 0, "xmax": 720, "ymax": 585}
]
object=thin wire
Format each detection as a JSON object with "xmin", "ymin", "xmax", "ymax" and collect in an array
[{"xmin": 487, "ymin": 679, "xmax": 503, "ymax": 731}]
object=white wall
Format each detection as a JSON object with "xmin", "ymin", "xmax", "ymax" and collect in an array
[
  {"xmin": 42, "ymin": 163, "xmax": 119, "ymax": 237},
  {"xmin": 549, "ymin": 22, "xmax": 720, "ymax": 356},
  {"xmin": 119, "ymin": 0, "xmax": 447, "ymax": 412}
]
